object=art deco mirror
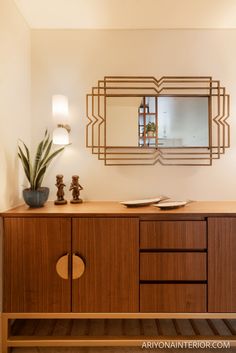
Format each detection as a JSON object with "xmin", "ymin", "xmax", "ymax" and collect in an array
[{"xmin": 86, "ymin": 77, "xmax": 230, "ymax": 165}]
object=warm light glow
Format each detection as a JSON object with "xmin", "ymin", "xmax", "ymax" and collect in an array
[
  {"xmin": 52, "ymin": 95, "xmax": 69, "ymax": 123},
  {"xmin": 53, "ymin": 126, "xmax": 70, "ymax": 145}
]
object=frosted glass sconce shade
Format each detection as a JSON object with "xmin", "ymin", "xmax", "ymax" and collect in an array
[
  {"xmin": 53, "ymin": 125, "xmax": 70, "ymax": 145},
  {"xmin": 52, "ymin": 94, "xmax": 71, "ymax": 145},
  {"xmin": 52, "ymin": 95, "xmax": 69, "ymax": 124}
]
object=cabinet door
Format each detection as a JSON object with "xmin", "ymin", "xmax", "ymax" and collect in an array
[
  {"xmin": 208, "ymin": 218, "xmax": 236, "ymax": 312},
  {"xmin": 4, "ymin": 218, "xmax": 71, "ymax": 313},
  {"xmin": 72, "ymin": 218, "xmax": 139, "ymax": 312}
]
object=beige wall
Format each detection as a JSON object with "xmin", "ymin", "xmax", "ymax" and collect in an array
[
  {"xmin": 13, "ymin": 0, "xmax": 236, "ymax": 29},
  {"xmin": 0, "ymin": 0, "xmax": 31, "ymax": 329},
  {"xmin": 0, "ymin": 0, "xmax": 31, "ymax": 211},
  {"xmin": 31, "ymin": 29, "xmax": 236, "ymax": 201}
]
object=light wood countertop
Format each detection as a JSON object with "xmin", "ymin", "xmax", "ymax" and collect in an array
[{"xmin": 2, "ymin": 201, "xmax": 236, "ymax": 217}]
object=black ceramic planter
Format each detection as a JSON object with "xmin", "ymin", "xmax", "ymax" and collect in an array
[{"xmin": 23, "ymin": 187, "xmax": 49, "ymax": 208}]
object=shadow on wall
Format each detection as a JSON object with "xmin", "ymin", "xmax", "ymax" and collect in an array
[
  {"xmin": 0, "ymin": 217, "xmax": 2, "ymax": 313},
  {"xmin": 0, "ymin": 148, "xmax": 22, "ymax": 212}
]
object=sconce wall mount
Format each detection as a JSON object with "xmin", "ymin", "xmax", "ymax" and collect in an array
[{"xmin": 57, "ymin": 123, "xmax": 71, "ymax": 133}]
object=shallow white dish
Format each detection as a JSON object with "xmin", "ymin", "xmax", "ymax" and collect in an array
[
  {"xmin": 120, "ymin": 196, "xmax": 167, "ymax": 207},
  {"xmin": 153, "ymin": 200, "xmax": 188, "ymax": 209}
]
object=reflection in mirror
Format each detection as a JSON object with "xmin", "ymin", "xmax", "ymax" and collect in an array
[
  {"xmin": 106, "ymin": 97, "xmax": 140, "ymax": 147},
  {"xmin": 158, "ymin": 97, "xmax": 209, "ymax": 147},
  {"xmin": 106, "ymin": 96, "xmax": 209, "ymax": 148},
  {"xmin": 138, "ymin": 97, "xmax": 157, "ymax": 147}
]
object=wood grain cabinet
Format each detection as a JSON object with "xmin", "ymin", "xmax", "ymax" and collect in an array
[
  {"xmin": 3, "ymin": 216, "xmax": 139, "ymax": 313},
  {"xmin": 208, "ymin": 218, "xmax": 236, "ymax": 312},
  {"xmin": 2, "ymin": 204, "xmax": 236, "ymax": 316},
  {"xmin": 140, "ymin": 252, "xmax": 207, "ymax": 281},
  {"xmin": 3, "ymin": 218, "xmax": 71, "ymax": 313},
  {"xmin": 72, "ymin": 218, "xmax": 139, "ymax": 312},
  {"xmin": 140, "ymin": 221, "xmax": 207, "ymax": 250},
  {"xmin": 140, "ymin": 284, "xmax": 207, "ymax": 313},
  {"xmin": 139, "ymin": 220, "xmax": 207, "ymax": 313}
]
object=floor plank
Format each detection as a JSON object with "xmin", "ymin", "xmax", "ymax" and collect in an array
[
  {"xmin": 105, "ymin": 319, "xmax": 122, "ymax": 336},
  {"xmin": 71, "ymin": 319, "xmax": 88, "ymax": 336},
  {"xmin": 90, "ymin": 319, "xmax": 105, "ymax": 336},
  {"xmin": 193, "ymin": 319, "xmax": 215, "ymax": 336},
  {"xmin": 11, "ymin": 348, "xmax": 236, "ymax": 353},
  {"xmin": 159, "ymin": 319, "xmax": 176, "ymax": 335},
  {"xmin": 9, "ymin": 319, "xmax": 236, "ymax": 353},
  {"xmin": 122, "ymin": 319, "xmax": 140, "ymax": 336},
  {"xmin": 142, "ymin": 319, "xmax": 157, "ymax": 336},
  {"xmin": 210, "ymin": 319, "xmax": 231, "ymax": 336},
  {"xmin": 176, "ymin": 320, "xmax": 195, "ymax": 336}
]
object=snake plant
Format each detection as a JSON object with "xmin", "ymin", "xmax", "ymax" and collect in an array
[{"xmin": 18, "ymin": 130, "xmax": 65, "ymax": 190}]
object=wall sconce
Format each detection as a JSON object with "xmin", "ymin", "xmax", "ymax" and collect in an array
[{"xmin": 52, "ymin": 95, "xmax": 71, "ymax": 145}]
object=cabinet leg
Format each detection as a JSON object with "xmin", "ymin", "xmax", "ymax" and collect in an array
[{"xmin": 2, "ymin": 315, "xmax": 10, "ymax": 353}]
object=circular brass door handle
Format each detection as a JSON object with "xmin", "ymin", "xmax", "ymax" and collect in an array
[
  {"xmin": 73, "ymin": 254, "xmax": 85, "ymax": 279},
  {"xmin": 56, "ymin": 253, "xmax": 69, "ymax": 280}
]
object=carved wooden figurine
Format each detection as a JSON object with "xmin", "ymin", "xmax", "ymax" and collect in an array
[
  {"xmin": 69, "ymin": 175, "xmax": 83, "ymax": 204},
  {"xmin": 54, "ymin": 174, "xmax": 67, "ymax": 205}
]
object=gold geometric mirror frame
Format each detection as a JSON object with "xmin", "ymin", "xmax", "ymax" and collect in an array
[{"xmin": 86, "ymin": 76, "xmax": 230, "ymax": 166}]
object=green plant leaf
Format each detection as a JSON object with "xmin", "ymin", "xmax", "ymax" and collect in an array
[
  {"xmin": 40, "ymin": 140, "xmax": 53, "ymax": 167},
  {"xmin": 34, "ymin": 146, "xmax": 65, "ymax": 189},
  {"xmin": 37, "ymin": 136, "xmax": 53, "ymax": 176},
  {"xmin": 32, "ymin": 130, "xmax": 51, "ymax": 188},
  {"xmin": 18, "ymin": 146, "xmax": 29, "ymax": 172},
  {"xmin": 18, "ymin": 153, "xmax": 31, "ymax": 184},
  {"xmin": 41, "ymin": 146, "xmax": 65, "ymax": 168},
  {"xmin": 18, "ymin": 130, "xmax": 65, "ymax": 190},
  {"xmin": 19, "ymin": 139, "xmax": 30, "ymax": 161},
  {"xmin": 34, "ymin": 165, "xmax": 47, "ymax": 189},
  {"xmin": 146, "ymin": 122, "xmax": 156, "ymax": 132},
  {"xmin": 32, "ymin": 140, "xmax": 44, "ymax": 188},
  {"xmin": 18, "ymin": 141, "xmax": 34, "ymax": 186},
  {"xmin": 42, "ymin": 131, "xmax": 50, "ymax": 152}
]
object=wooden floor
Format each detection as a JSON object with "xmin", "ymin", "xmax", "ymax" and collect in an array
[
  {"xmin": 11, "ymin": 318, "xmax": 236, "ymax": 336},
  {"xmin": 9, "ymin": 318, "xmax": 236, "ymax": 352},
  {"xmin": 12, "ymin": 347, "xmax": 236, "ymax": 352}
]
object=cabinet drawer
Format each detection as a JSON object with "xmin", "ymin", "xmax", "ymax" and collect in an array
[
  {"xmin": 140, "ymin": 252, "xmax": 207, "ymax": 281},
  {"xmin": 140, "ymin": 284, "xmax": 207, "ymax": 312},
  {"xmin": 140, "ymin": 221, "xmax": 206, "ymax": 249}
]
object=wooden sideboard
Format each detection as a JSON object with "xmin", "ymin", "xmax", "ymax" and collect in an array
[{"xmin": 1, "ymin": 201, "xmax": 236, "ymax": 351}]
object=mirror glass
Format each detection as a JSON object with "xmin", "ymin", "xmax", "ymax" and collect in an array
[
  {"xmin": 106, "ymin": 97, "xmax": 140, "ymax": 147},
  {"xmin": 106, "ymin": 96, "xmax": 209, "ymax": 148},
  {"xmin": 158, "ymin": 97, "xmax": 209, "ymax": 147}
]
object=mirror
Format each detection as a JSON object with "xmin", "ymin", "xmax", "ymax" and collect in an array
[
  {"xmin": 106, "ymin": 96, "xmax": 209, "ymax": 148},
  {"xmin": 86, "ymin": 76, "xmax": 229, "ymax": 165},
  {"xmin": 106, "ymin": 97, "xmax": 140, "ymax": 147},
  {"xmin": 157, "ymin": 96, "xmax": 209, "ymax": 147}
]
